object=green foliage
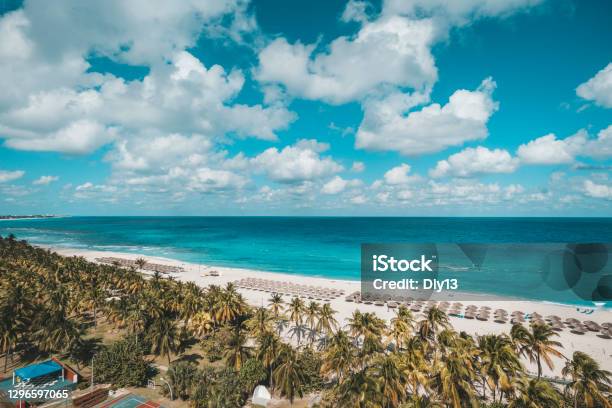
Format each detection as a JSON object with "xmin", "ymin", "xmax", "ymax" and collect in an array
[
  {"xmin": 165, "ymin": 361, "xmax": 198, "ymax": 400},
  {"xmin": 300, "ymin": 348, "xmax": 325, "ymax": 393},
  {"xmin": 189, "ymin": 367, "xmax": 245, "ymax": 408},
  {"xmin": 200, "ymin": 333, "xmax": 224, "ymax": 362},
  {"xmin": 238, "ymin": 358, "xmax": 267, "ymax": 393},
  {"xmin": 93, "ymin": 335, "xmax": 152, "ymax": 387}
]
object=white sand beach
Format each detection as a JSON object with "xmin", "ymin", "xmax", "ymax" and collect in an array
[{"xmin": 50, "ymin": 246, "xmax": 612, "ymax": 378}]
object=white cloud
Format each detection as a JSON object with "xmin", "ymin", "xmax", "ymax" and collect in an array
[
  {"xmin": 108, "ymin": 133, "xmax": 214, "ymax": 172},
  {"xmin": 430, "ymin": 146, "xmax": 518, "ymax": 178},
  {"xmin": 516, "ymin": 127, "xmax": 612, "ymax": 165},
  {"xmin": 383, "ymin": 0, "xmax": 545, "ymax": 27},
  {"xmin": 351, "ymin": 161, "xmax": 365, "ymax": 172},
  {"xmin": 583, "ymin": 180, "xmax": 612, "ymax": 199},
  {"xmin": 321, "ymin": 176, "xmax": 362, "ymax": 194},
  {"xmin": 384, "ymin": 163, "xmax": 421, "ymax": 184},
  {"xmin": 252, "ymin": 139, "xmax": 343, "ymax": 183},
  {"xmin": 4, "ymin": 120, "xmax": 118, "ymax": 154},
  {"xmin": 19, "ymin": 0, "xmax": 247, "ymax": 66},
  {"xmin": 397, "ymin": 190, "xmax": 413, "ymax": 200},
  {"xmin": 186, "ymin": 167, "xmax": 247, "ymax": 192},
  {"xmin": 33, "ymin": 175, "xmax": 59, "ymax": 185},
  {"xmin": 0, "ymin": 170, "xmax": 25, "ymax": 183},
  {"xmin": 341, "ymin": 0, "xmax": 372, "ymax": 23},
  {"xmin": 0, "ymin": 4, "xmax": 293, "ymax": 155},
  {"xmin": 356, "ymin": 78, "xmax": 498, "ymax": 155},
  {"xmin": 76, "ymin": 182, "xmax": 94, "ymax": 191},
  {"xmin": 1, "ymin": 50, "xmax": 294, "ymax": 154},
  {"xmin": 576, "ymin": 63, "xmax": 612, "ymax": 108},
  {"xmin": 350, "ymin": 194, "xmax": 367, "ymax": 204},
  {"xmin": 255, "ymin": 16, "xmax": 437, "ymax": 104},
  {"xmin": 517, "ymin": 133, "xmax": 580, "ymax": 164},
  {"xmin": 581, "ymin": 125, "xmax": 612, "ymax": 159}
]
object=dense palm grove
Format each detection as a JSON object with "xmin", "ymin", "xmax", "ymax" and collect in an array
[{"xmin": 0, "ymin": 236, "xmax": 610, "ymax": 408}]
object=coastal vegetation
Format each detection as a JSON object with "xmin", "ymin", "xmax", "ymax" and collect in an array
[{"xmin": 0, "ymin": 235, "xmax": 610, "ymax": 407}]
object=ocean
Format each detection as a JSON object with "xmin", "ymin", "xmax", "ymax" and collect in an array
[{"xmin": 1, "ymin": 216, "xmax": 610, "ymax": 305}]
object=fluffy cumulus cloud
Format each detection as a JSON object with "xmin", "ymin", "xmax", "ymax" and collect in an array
[
  {"xmin": 103, "ymin": 132, "xmax": 248, "ymax": 195},
  {"xmin": 384, "ymin": 163, "xmax": 420, "ymax": 185},
  {"xmin": 0, "ymin": 49, "xmax": 294, "ymax": 154},
  {"xmin": 33, "ymin": 175, "xmax": 59, "ymax": 185},
  {"xmin": 383, "ymin": 0, "xmax": 545, "ymax": 27},
  {"xmin": 0, "ymin": 170, "xmax": 25, "ymax": 183},
  {"xmin": 430, "ymin": 146, "xmax": 518, "ymax": 178},
  {"xmin": 517, "ymin": 126, "xmax": 612, "ymax": 165},
  {"xmin": 321, "ymin": 176, "xmax": 362, "ymax": 195},
  {"xmin": 583, "ymin": 180, "xmax": 612, "ymax": 199},
  {"xmin": 356, "ymin": 78, "xmax": 498, "ymax": 155},
  {"xmin": 255, "ymin": 16, "xmax": 437, "ymax": 104},
  {"xmin": 252, "ymin": 139, "xmax": 343, "ymax": 183},
  {"xmin": 576, "ymin": 63, "xmax": 612, "ymax": 108},
  {"xmin": 0, "ymin": 3, "xmax": 293, "ymax": 155}
]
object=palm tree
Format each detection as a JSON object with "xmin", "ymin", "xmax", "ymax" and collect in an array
[
  {"xmin": 188, "ymin": 311, "xmax": 214, "ymax": 338},
  {"xmin": 135, "ymin": 258, "xmax": 147, "ymax": 270},
  {"xmin": 305, "ymin": 301, "xmax": 320, "ymax": 345},
  {"xmin": 430, "ymin": 348, "xmax": 478, "ymax": 408},
  {"xmin": 305, "ymin": 301, "xmax": 320, "ymax": 332},
  {"xmin": 321, "ymin": 329, "xmax": 355, "ymax": 383},
  {"xmin": 148, "ymin": 316, "xmax": 181, "ymax": 366},
  {"xmin": 511, "ymin": 323, "xmax": 564, "ymax": 379},
  {"xmin": 272, "ymin": 344, "xmax": 306, "ymax": 404},
  {"xmin": 388, "ymin": 306, "xmax": 414, "ymax": 350},
  {"xmin": 246, "ymin": 307, "xmax": 273, "ymax": 338},
  {"xmin": 257, "ymin": 331, "xmax": 281, "ymax": 389},
  {"xmin": 418, "ymin": 306, "xmax": 449, "ymax": 341},
  {"xmin": 212, "ymin": 286, "xmax": 246, "ymax": 324},
  {"xmin": 562, "ymin": 351, "xmax": 612, "ymax": 408},
  {"xmin": 477, "ymin": 334, "xmax": 523, "ymax": 402},
  {"xmin": 317, "ymin": 303, "xmax": 339, "ymax": 339},
  {"xmin": 337, "ymin": 366, "xmax": 380, "ymax": 408},
  {"xmin": 223, "ymin": 328, "xmax": 252, "ymax": 371},
  {"xmin": 268, "ymin": 293, "xmax": 285, "ymax": 319},
  {"xmin": 288, "ymin": 297, "xmax": 305, "ymax": 327},
  {"xmin": 373, "ymin": 353, "xmax": 409, "ymax": 408},
  {"xmin": 508, "ymin": 377, "xmax": 562, "ymax": 408}
]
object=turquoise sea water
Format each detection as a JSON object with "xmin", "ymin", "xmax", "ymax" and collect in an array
[{"xmin": 0, "ymin": 217, "xmax": 610, "ymax": 305}]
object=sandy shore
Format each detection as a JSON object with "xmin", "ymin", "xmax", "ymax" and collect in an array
[{"xmin": 50, "ymin": 246, "xmax": 612, "ymax": 378}]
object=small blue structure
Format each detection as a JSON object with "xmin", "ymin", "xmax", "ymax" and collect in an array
[{"xmin": 14, "ymin": 361, "xmax": 63, "ymax": 383}]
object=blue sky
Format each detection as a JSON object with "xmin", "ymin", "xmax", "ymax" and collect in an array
[{"xmin": 0, "ymin": 0, "xmax": 611, "ymax": 216}]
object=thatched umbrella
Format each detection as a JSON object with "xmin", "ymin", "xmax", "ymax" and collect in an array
[
  {"xmin": 599, "ymin": 328, "xmax": 612, "ymax": 339},
  {"xmin": 584, "ymin": 321, "xmax": 602, "ymax": 332}
]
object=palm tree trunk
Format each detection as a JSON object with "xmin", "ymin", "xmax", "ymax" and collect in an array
[
  {"xmin": 3, "ymin": 343, "xmax": 9, "ymax": 373},
  {"xmin": 537, "ymin": 354, "xmax": 542, "ymax": 379}
]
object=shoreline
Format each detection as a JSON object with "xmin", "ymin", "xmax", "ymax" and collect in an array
[
  {"xmin": 45, "ymin": 245, "xmax": 612, "ymax": 377},
  {"xmin": 41, "ymin": 243, "xmax": 607, "ymax": 308}
]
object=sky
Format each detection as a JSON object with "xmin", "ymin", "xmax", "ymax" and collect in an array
[{"xmin": 0, "ymin": 0, "xmax": 611, "ymax": 216}]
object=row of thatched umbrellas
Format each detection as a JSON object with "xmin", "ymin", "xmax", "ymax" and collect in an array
[
  {"xmin": 234, "ymin": 278, "xmax": 345, "ymax": 301},
  {"xmin": 96, "ymin": 256, "xmax": 185, "ymax": 273},
  {"xmin": 343, "ymin": 292, "xmax": 612, "ymax": 338}
]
